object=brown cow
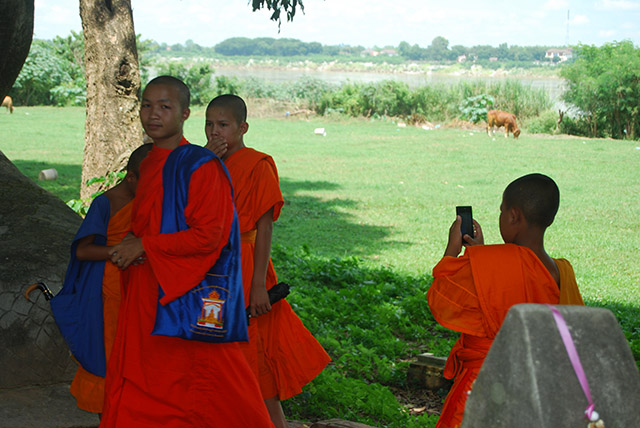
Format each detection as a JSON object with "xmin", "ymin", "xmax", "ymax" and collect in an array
[
  {"xmin": 487, "ymin": 109, "xmax": 520, "ymax": 138},
  {"xmin": 2, "ymin": 96, "xmax": 14, "ymax": 114}
]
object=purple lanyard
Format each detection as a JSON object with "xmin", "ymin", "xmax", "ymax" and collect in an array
[{"xmin": 548, "ymin": 305, "xmax": 600, "ymax": 422}]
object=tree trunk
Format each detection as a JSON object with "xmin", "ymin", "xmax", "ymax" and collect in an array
[
  {"xmin": 80, "ymin": 0, "xmax": 142, "ymax": 199},
  {"xmin": 0, "ymin": 0, "xmax": 34, "ymax": 100}
]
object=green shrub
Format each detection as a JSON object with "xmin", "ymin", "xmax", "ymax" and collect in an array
[
  {"xmin": 156, "ymin": 62, "xmax": 215, "ymax": 105},
  {"xmin": 526, "ymin": 110, "xmax": 559, "ymax": 134},
  {"xmin": 270, "ymin": 244, "xmax": 455, "ymax": 424},
  {"xmin": 209, "ymin": 73, "xmax": 552, "ymax": 125},
  {"xmin": 557, "ymin": 114, "xmax": 605, "ymax": 138},
  {"xmin": 241, "ymin": 76, "xmax": 290, "ymax": 100},
  {"xmin": 50, "ymin": 77, "xmax": 86, "ymax": 106},
  {"xmin": 459, "ymin": 94, "xmax": 495, "ymax": 123},
  {"xmin": 319, "ymin": 82, "xmax": 364, "ymax": 116},
  {"xmin": 284, "ymin": 369, "xmax": 438, "ymax": 427},
  {"xmin": 359, "ymin": 80, "xmax": 412, "ymax": 117},
  {"xmin": 212, "ymin": 75, "xmax": 242, "ymax": 96},
  {"xmin": 289, "ymin": 76, "xmax": 335, "ymax": 109},
  {"xmin": 489, "ymin": 79, "xmax": 552, "ymax": 118},
  {"xmin": 410, "ymin": 84, "xmax": 458, "ymax": 123}
]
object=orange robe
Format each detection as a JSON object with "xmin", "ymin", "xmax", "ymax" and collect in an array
[
  {"xmin": 427, "ymin": 244, "xmax": 584, "ymax": 428},
  {"xmin": 69, "ymin": 200, "xmax": 132, "ymax": 413},
  {"xmin": 225, "ymin": 147, "xmax": 330, "ymax": 401},
  {"xmin": 100, "ymin": 140, "xmax": 273, "ymax": 428},
  {"xmin": 556, "ymin": 258, "xmax": 585, "ymax": 305}
]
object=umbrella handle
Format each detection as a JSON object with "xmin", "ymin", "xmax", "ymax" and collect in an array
[{"xmin": 24, "ymin": 282, "xmax": 54, "ymax": 301}]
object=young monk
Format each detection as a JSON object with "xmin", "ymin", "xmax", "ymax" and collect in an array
[
  {"xmin": 100, "ymin": 77, "xmax": 274, "ymax": 427},
  {"xmin": 204, "ymin": 94, "xmax": 330, "ymax": 428},
  {"xmin": 427, "ymin": 173, "xmax": 584, "ymax": 428},
  {"xmin": 54, "ymin": 143, "xmax": 152, "ymax": 414}
]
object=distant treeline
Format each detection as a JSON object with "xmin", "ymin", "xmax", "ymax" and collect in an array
[{"xmin": 147, "ymin": 36, "xmax": 562, "ymax": 63}]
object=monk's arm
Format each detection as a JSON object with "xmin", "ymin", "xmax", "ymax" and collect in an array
[
  {"xmin": 444, "ymin": 216, "xmax": 464, "ymax": 257},
  {"xmin": 76, "ymin": 234, "xmax": 111, "ymax": 261},
  {"xmin": 108, "ymin": 162, "xmax": 233, "ymax": 273},
  {"xmin": 428, "ymin": 255, "xmax": 485, "ymax": 336},
  {"xmin": 444, "ymin": 217, "xmax": 485, "ymax": 257},
  {"xmin": 250, "ymin": 207, "xmax": 275, "ymax": 317}
]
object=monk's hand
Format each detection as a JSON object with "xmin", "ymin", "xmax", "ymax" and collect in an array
[
  {"xmin": 109, "ymin": 233, "xmax": 145, "ymax": 270},
  {"xmin": 444, "ymin": 215, "xmax": 464, "ymax": 257},
  {"xmin": 204, "ymin": 136, "xmax": 227, "ymax": 159},
  {"xmin": 249, "ymin": 282, "xmax": 271, "ymax": 318},
  {"xmin": 463, "ymin": 219, "xmax": 485, "ymax": 246}
]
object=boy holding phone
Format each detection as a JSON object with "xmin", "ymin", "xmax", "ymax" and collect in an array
[{"xmin": 428, "ymin": 173, "xmax": 584, "ymax": 428}]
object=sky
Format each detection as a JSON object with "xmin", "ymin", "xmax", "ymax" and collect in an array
[{"xmin": 34, "ymin": 0, "xmax": 640, "ymax": 49}]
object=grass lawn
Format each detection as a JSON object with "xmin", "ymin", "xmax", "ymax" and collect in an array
[
  {"xmin": 2, "ymin": 106, "xmax": 639, "ymax": 422},
  {"xmin": 3, "ymin": 105, "xmax": 639, "ymax": 318}
]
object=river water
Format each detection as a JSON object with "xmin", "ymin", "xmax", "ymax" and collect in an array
[{"xmin": 213, "ymin": 66, "xmax": 566, "ymax": 101}]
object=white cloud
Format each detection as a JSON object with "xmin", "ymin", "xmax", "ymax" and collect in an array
[
  {"xmin": 571, "ymin": 15, "xmax": 590, "ymax": 25},
  {"xmin": 543, "ymin": 0, "xmax": 569, "ymax": 10},
  {"xmin": 599, "ymin": 29, "xmax": 617, "ymax": 37},
  {"xmin": 34, "ymin": 0, "xmax": 78, "ymax": 26},
  {"xmin": 596, "ymin": 0, "xmax": 640, "ymax": 10}
]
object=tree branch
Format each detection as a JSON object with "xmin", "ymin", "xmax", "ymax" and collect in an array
[{"xmin": 251, "ymin": 0, "xmax": 304, "ymax": 28}]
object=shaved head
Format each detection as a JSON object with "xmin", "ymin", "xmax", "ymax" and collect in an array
[
  {"xmin": 503, "ymin": 173, "xmax": 560, "ymax": 228},
  {"xmin": 145, "ymin": 75, "xmax": 190, "ymax": 110},
  {"xmin": 126, "ymin": 143, "xmax": 153, "ymax": 177},
  {"xmin": 206, "ymin": 94, "xmax": 247, "ymax": 124}
]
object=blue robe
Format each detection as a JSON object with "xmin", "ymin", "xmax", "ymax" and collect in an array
[{"xmin": 51, "ymin": 194, "xmax": 109, "ymax": 377}]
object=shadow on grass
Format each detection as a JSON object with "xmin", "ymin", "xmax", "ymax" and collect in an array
[
  {"xmin": 10, "ymin": 160, "xmax": 82, "ymax": 202},
  {"xmin": 277, "ymin": 177, "xmax": 412, "ymax": 260}
]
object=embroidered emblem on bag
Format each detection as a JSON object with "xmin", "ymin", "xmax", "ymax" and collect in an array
[{"xmin": 197, "ymin": 290, "xmax": 225, "ymax": 329}]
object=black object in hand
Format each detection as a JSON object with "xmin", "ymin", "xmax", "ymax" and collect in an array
[
  {"xmin": 246, "ymin": 282, "xmax": 290, "ymax": 323},
  {"xmin": 456, "ymin": 206, "xmax": 474, "ymax": 240}
]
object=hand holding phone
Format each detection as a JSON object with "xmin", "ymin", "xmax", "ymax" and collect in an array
[{"xmin": 456, "ymin": 206, "xmax": 474, "ymax": 240}]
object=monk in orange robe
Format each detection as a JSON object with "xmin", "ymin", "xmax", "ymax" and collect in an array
[
  {"xmin": 101, "ymin": 77, "xmax": 273, "ymax": 427},
  {"xmin": 427, "ymin": 173, "xmax": 584, "ymax": 428},
  {"xmin": 56, "ymin": 143, "xmax": 152, "ymax": 413},
  {"xmin": 205, "ymin": 94, "xmax": 330, "ymax": 428}
]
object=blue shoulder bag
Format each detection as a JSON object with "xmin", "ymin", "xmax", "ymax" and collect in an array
[{"xmin": 151, "ymin": 145, "xmax": 248, "ymax": 343}]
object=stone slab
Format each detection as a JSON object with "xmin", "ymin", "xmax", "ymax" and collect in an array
[
  {"xmin": 461, "ymin": 304, "xmax": 640, "ymax": 427},
  {"xmin": 417, "ymin": 352, "xmax": 446, "ymax": 368},
  {"xmin": 408, "ymin": 353, "xmax": 451, "ymax": 391}
]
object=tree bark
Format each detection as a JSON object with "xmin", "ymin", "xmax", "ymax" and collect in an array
[
  {"xmin": 0, "ymin": 0, "xmax": 34, "ymax": 100},
  {"xmin": 80, "ymin": 0, "xmax": 142, "ymax": 199}
]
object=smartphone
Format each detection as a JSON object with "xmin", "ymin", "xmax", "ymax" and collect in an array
[{"xmin": 456, "ymin": 206, "xmax": 474, "ymax": 240}]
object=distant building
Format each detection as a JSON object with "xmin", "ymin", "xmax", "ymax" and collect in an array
[
  {"xmin": 361, "ymin": 49, "xmax": 380, "ymax": 57},
  {"xmin": 380, "ymin": 49, "xmax": 398, "ymax": 56},
  {"xmin": 457, "ymin": 54, "xmax": 467, "ymax": 63},
  {"xmin": 545, "ymin": 48, "xmax": 573, "ymax": 62},
  {"xmin": 489, "ymin": 57, "xmax": 498, "ymax": 62}
]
